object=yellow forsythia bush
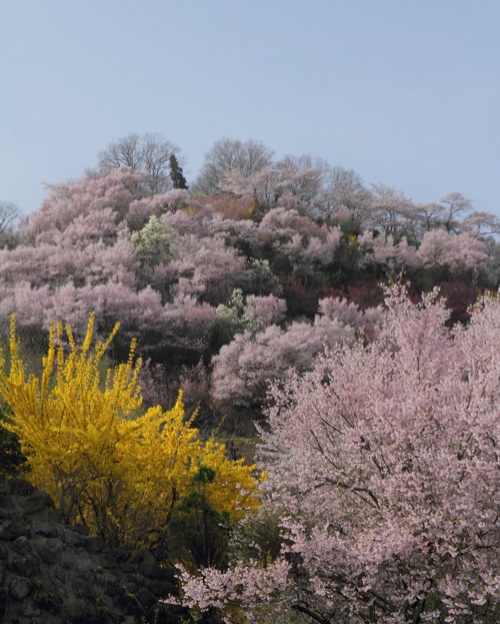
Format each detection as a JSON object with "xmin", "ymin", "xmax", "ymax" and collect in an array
[{"xmin": 0, "ymin": 314, "xmax": 262, "ymax": 549}]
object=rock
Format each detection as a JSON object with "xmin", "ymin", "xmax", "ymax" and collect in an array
[
  {"xmin": 0, "ymin": 519, "xmax": 31, "ymax": 540},
  {"xmin": 33, "ymin": 587, "xmax": 63, "ymax": 614},
  {"xmin": 63, "ymin": 527, "xmax": 85, "ymax": 547},
  {"xmin": 0, "ymin": 588, "xmax": 7, "ymax": 624},
  {"xmin": 53, "ymin": 566, "xmax": 67, "ymax": 584},
  {"xmin": 83, "ymin": 535, "xmax": 107, "ymax": 554},
  {"xmin": 0, "ymin": 542, "xmax": 8, "ymax": 560},
  {"xmin": 100, "ymin": 552, "xmax": 118, "ymax": 569},
  {"xmin": 18, "ymin": 492, "xmax": 53, "ymax": 515},
  {"xmin": 9, "ymin": 576, "xmax": 32, "ymax": 600},
  {"xmin": 18, "ymin": 596, "xmax": 41, "ymax": 617},
  {"xmin": 32, "ymin": 537, "xmax": 64, "ymax": 565},
  {"xmin": 8, "ymin": 479, "xmax": 35, "ymax": 496},
  {"xmin": 60, "ymin": 597, "xmax": 92, "ymax": 622},
  {"xmin": 0, "ymin": 479, "xmax": 184, "ymax": 623},
  {"xmin": 0, "ymin": 493, "xmax": 12, "ymax": 509},
  {"xmin": 12, "ymin": 536, "xmax": 32, "ymax": 554},
  {"xmin": 136, "ymin": 550, "xmax": 163, "ymax": 580},
  {"xmin": 35, "ymin": 521, "xmax": 64, "ymax": 539},
  {"xmin": 72, "ymin": 523, "xmax": 90, "ymax": 536},
  {"xmin": 8, "ymin": 554, "xmax": 41, "ymax": 577}
]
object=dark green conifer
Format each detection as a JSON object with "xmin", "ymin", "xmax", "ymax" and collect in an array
[{"xmin": 169, "ymin": 154, "xmax": 188, "ymax": 190}]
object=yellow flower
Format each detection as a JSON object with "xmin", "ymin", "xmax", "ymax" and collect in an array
[{"xmin": 0, "ymin": 315, "xmax": 262, "ymax": 550}]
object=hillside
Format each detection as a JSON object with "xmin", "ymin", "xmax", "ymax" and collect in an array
[
  {"xmin": 0, "ymin": 142, "xmax": 499, "ymax": 623},
  {"xmin": 0, "ymin": 144, "xmax": 498, "ymax": 435}
]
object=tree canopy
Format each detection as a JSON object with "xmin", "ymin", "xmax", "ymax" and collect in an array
[{"xmin": 177, "ymin": 284, "xmax": 500, "ymax": 623}]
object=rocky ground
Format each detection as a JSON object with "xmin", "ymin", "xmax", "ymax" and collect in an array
[{"xmin": 0, "ymin": 477, "xmax": 186, "ymax": 623}]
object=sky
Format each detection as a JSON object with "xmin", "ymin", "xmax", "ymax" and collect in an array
[{"xmin": 1, "ymin": 0, "xmax": 499, "ymax": 218}]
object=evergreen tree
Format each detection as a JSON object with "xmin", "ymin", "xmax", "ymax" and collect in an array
[{"xmin": 169, "ymin": 154, "xmax": 188, "ymax": 190}]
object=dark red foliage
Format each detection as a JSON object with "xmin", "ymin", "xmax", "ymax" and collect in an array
[
  {"xmin": 346, "ymin": 282, "xmax": 385, "ymax": 309},
  {"xmin": 281, "ymin": 275, "xmax": 319, "ymax": 318},
  {"xmin": 438, "ymin": 280, "xmax": 479, "ymax": 325}
]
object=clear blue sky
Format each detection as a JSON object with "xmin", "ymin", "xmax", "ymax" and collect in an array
[{"xmin": 1, "ymin": 0, "xmax": 499, "ymax": 217}]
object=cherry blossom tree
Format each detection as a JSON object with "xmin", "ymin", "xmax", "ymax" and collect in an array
[
  {"xmin": 357, "ymin": 228, "xmax": 492, "ymax": 283},
  {"xmin": 317, "ymin": 295, "xmax": 382, "ymax": 335},
  {"xmin": 461, "ymin": 211, "xmax": 500, "ymax": 239},
  {"xmin": 210, "ymin": 308, "xmax": 356, "ymax": 413},
  {"xmin": 216, "ymin": 289, "xmax": 287, "ymax": 341},
  {"xmin": 222, "ymin": 167, "xmax": 284, "ymax": 213},
  {"xmin": 189, "ymin": 237, "xmax": 248, "ymax": 305},
  {"xmin": 19, "ymin": 168, "xmax": 150, "ymax": 244},
  {"xmin": 367, "ymin": 183, "xmax": 415, "ymax": 237},
  {"xmin": 124, "ymin": 189, "xmax": 190, "ymax": 231},
  {"xmin": 163, "ymin": 293, "xmax": 217, "ymax": 358},
  {"xmin": 358, "ymin": 231, "xmax": 419, "ymax": 275},
  {"xmin": 258, "ymin": 207, "xmax": 321, "ymax": 243},
  {"xmin": 416, "ymin": 230, "xmax": 489, "ymax": 275},
  {"xmin": 222, "ymin": 153, "xmax": 328, "ymax": 215},
  {"xmin": 273, "ymin": 154, "xmax": 328, "ymax": 210},
  {"xmin": 177, "ymin": 284, "xmax": 500, "ymax": 624}
]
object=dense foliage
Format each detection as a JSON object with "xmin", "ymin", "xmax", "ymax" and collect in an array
[
  {"xmin": 0, "ymin": 404, "xmax": 28, "ymax": 478},
  {"xmin": 1, "ymin": 136, "xmax": 499, "ymax": 432},
  {"xmin": 1, "ymin": 134, "xmax": 499, "ymax": 621},
  {"xmin": 0, "ymin": 314, "xmax": 262, "ymax": 562},
  {"xmin": 177, "ymin": 285, "xmax": 500, "ymax": 624}
]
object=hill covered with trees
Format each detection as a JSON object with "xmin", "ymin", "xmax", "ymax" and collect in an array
[
  {"xmin": 1, "ymin": 133, "xmax": 499, "ymax": 432},
  {"xmin": 0, "ymin": 133, "xmax": 499, "ymax": 623}
]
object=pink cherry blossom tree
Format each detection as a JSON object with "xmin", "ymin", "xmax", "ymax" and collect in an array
[
  {"xmin": 178, "ymin": 284, "xmax": 500, "ymax": 624},
  {"xmin": 416, "ymin": 230, "xmax": 489, "ymax": 276},
  {"xmin": 210, "ymin": 308, "xmax": 356, "ymax": 413},
  {"xmin": 19, "ymin": 168, "xmax": 151, "ymax": 244}
]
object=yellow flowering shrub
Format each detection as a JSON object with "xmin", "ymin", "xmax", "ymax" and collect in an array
[{"xmin": 0, "ymin": 314, "xmax": 262, "ymax": 551}]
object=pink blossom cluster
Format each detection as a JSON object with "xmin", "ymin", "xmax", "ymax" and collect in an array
[
  {"xmin": 166, "ymin": 560, "xmax": 290, "ymax": 623},
  {"xmin": 179, "ymin": 285, "xmax": 500, "ymax": 623}
]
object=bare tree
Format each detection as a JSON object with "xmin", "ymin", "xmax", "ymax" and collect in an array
[
  {"xmin": 98, "ymin": 133, "xmax": 143, "ymax": 170},
  {"xmin": 321, "ymin": 166, "xmax": 371, "ymax": 224},
  {"xmin": 273, "ymin": 154, "xmax": 328, "ymax": 209},
  {"xmin": 418, "ymin": 201, "xmax": 446, "ymax": 232},
  {"xmin": 439, "ymin": 192, "xmax": 473, "ymax": 233},
  {"xmin": 0, "ymin": 201, "xmax": 20, "ymax": 247},
  {"xmin": 193, "ymin": 137, "xmax": 274, "ymax": 194},
  {"xmin": 368, "ymin": 183, "xmax": 415, "ymax": 237},
  {"xmin": 97, "ymin": 133, "xmax": 180, "ymax": 194}
]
